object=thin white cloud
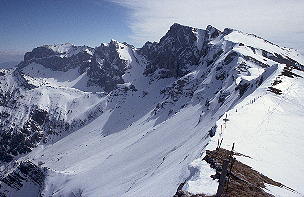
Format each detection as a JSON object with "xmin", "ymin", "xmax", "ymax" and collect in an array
[{"xmin": 109, "ymin": 0, "xmax": 304, "ymax": 51}]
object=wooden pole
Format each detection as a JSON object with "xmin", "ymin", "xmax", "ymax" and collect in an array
[
  {"xmin": 216, "ymin": 159, "xmax": 229, "ymax": 197},
  {"xmin": 226, "ymin": 143, "xmax": 235, "ymax": 191}
]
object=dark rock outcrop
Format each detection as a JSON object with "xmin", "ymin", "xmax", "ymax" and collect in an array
[
  {"xmin": 139, "ymin": 24, "xmax": 222, "ymax": 79},
  {"xmin": 0, "ymin": 108, "xmax": 45, "ymax": 163},
  {"xmin": 19, "ymin": 45, "xmax": 93, "ymax": 72},
  {"xmin": 87, "ymin": 40, "xmax": 129, "ymax": 92},
  {"xmin": 140, "ymin": 23, "xmax": 201, "ymax": 78},
  {"xmin": 0, "ymin": 161, "xmax": 46, "ymax": 197}
]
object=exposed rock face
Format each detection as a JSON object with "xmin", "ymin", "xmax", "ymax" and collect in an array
[
  {"xmin": 19, "ymin": 44, "xmax": 93, "ymax": 72},
  {"xmin": 139, "ymin": 23, "xmax": 222, "ymax": 78},
  {"xmin": 17, "ymin": 41, "xmax": 131, "ymax": 92},
  {"xmin": 176, "ymin": 148, "xmax": 284, "ymax": 197},
  {"xmin": 0, "ymin": 161, "xmax": 46, "ymax": 197},
  {"xmin": 87, "ymin": 40, "xmax": 129, "ymax": 92},
  {"xmin": 24, "ymin": 47, "xmax": 58, "ymax": 61},
  {"xmin": 0, "ymin": 108, "xmax": 45, "ymax": 163},
  {"xmin": 0, "ymin": 70, "xmax": 44, "ymax": 162},
  {"xmin": 140, "ymin": 23, "xmax": 200, "ymax": 78}
]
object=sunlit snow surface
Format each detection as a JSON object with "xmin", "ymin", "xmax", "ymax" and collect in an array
[
  {"xmin": 27, "ymin": 104, "xmax": 213, "ymax": 197},
  {"xmin": 264, "ymin": 184, "xmax": 301, "ymax": 197},
  {"xmin": 183, "ymin": 159, "xmax": 218, "ymax": 195},
  {"xmin": 183, "ymin": 32, "xmax": 304, "ymax": 196},
  {"xmin": 204, "ymin": 66, "xmax": 304, "ymax": 196}
]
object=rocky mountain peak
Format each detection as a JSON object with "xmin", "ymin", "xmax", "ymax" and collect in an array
[
  {"xmin": 108, "ymin": 39, "xmax": 120, "ymax": 49},
  {"xmin": 139, "ymin": 23, "xmax": 202, "ymax": 78},
  {"xmin": 223, "ymin": 27, "xmax": 234, "ymax": 35},
  {"xmin": 23, "ymin": 46, "xmax": 58, "ymax": 62},
  {"xmin": 160, "ymin": 23, "xmax": 197, "ymax": 45},
  {"xmin": 206, "ymin": 24, "xmax": 222, "ymax": 38}
]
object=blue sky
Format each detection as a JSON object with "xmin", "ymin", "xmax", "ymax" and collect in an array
[
  {"xmin": 1, "ymin": 0, "xmax": 304, "ymax": 63},
  {"xmin": 0, "ymin": 0, "xmax": 131, "ymax": 53}
]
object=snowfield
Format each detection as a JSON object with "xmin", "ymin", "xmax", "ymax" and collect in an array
[{"xmin": 206, "ymin": 65, "xmax": 304, "ymax": 195}]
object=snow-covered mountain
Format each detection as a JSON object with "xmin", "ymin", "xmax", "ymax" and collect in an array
[{"xmin": 0, "ymin": 23, "xmax": 304, "ymax": 197}]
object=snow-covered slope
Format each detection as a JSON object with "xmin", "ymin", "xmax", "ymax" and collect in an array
[
  {"xmin": 198, "ymin": 64, "xmax": 304, "ymax": 195},
  {"xmin": 1, "ymin": 23, "xmax": 304, "ymax": 197}
]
